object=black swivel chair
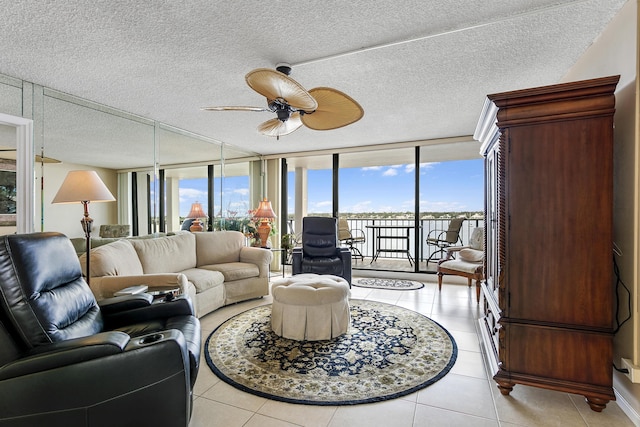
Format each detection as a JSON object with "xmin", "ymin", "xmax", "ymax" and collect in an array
[
  {"xmin": 292, "ymin": 216, "xmax": 352, "ymax": 285},
  {"xmin": 0, "ymin": 232, "xmax": 201, "ymax": 427}
]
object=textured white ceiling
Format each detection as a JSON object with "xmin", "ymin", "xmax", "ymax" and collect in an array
[{"xmin": 0, "ymin": 0, "xmax": 628, "ymax": 168}]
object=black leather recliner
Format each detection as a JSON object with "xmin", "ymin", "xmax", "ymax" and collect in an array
[
  {"xmin": 292, "ymin": 216, "xmax": 352, "ymax": 285},
  {"xmin": 0, "ymin": 232, "xmax": 201, "ymax": 427}
]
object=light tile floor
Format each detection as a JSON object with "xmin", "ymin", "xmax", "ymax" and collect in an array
[{"xmin": 189, "ymin": 276, "xmax": 634, "ymax": 427}]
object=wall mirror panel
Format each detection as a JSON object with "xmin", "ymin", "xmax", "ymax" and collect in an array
[
  {"xmin": 0, "ymin": 77, "xmax": 22, "ymax": 117},
  {"xmin": 41, "ymin": 91, "xmax": 156, "ymax": 238},
  {"xmin": 0, "ymin": 72, "xmax": 259, "ymax": 241},
  {"xmin": 0, "ymin": 78, "xmax": 33, "ymax": 236}
]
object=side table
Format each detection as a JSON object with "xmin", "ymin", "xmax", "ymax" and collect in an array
[
  {"xmin": 268, "ymin": 248, "xmax": 286, "ymax": 278},
  {"xmin": 148, "ymin": 285, "xmax": 181, "ymax": 303}
]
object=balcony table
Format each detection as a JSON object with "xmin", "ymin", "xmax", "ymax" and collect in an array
[{"xmin": 365, "ymin": 225, "xmax": 419, "ymax": 266}]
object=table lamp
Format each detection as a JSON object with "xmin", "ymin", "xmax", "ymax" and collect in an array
[
  {"xmin": 52, "ymin": 170, "xmax": 115, "ymax": 285},
  {"xmin": 187, "ymin": 201, "xmax": 206, "ymax": 232},
  {"xmin": 254, "ymin": 198, "xmax": 276, "ymax": 248}
]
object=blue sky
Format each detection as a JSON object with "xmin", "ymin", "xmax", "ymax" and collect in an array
[{"xmin": 178, "ymin": 159, "xmax": 484, "ymax": 217}]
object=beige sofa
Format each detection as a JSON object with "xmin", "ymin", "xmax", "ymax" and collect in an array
[{"xmin": 81, "ymin": 231, "xmax": 272, "ymax": 318}]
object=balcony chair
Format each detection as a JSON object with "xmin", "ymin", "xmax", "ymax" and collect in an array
[
  {"xmin": 292, "ymin": 216, "xmax": 352, "ymax": 285},
  {"xmin": 338, "ymin": 218, "xmax": 366, "ymax": 262},
  {"xmin": 425, "ymin": 217, "xmax": 465, "ymax": 263},
  {"xmin": 436, "ymin": 227, "xmax": 484, "ymax": 303},
  {"xmin": 0, "ymin": 232, "xmax": 201, "ymax": 427}
]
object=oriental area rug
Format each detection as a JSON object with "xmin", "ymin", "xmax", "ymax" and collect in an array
[
  {"xmin": 205, "ymin": 299, "xmax": 457, "ymax": 405},
  {"xmin": 353, "ymin": 277, "xmax": 425, "ymax": 290}
]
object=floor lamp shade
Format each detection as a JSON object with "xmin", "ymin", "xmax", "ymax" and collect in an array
[
  {"xmin": 52, "ymin": 170, "xmax": 115, "ymax": 285},
  {"xmin": 52, "ymin": 170, "xmax": 115, "ymax": 204}
]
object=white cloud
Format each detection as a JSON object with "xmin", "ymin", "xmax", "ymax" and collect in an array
[
  {"xmin": 419, "ymin": 200, "xmax": 468, "ymax": 211},
  {"xmin": 179, "ymin": 187, "xmax": 207, "ymax": 203},
  {"xmin": 344, "ymin": 200, "xmax": 372, "ymax": 213},
  {"xmin": 383, "ymin": 168, "xmax": 398, "ymax": 177}
]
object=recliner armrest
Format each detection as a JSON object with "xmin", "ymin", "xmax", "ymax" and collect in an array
[
  {"xmin": 292, "ymin": 247, "xmax": 303, "ymax": 273},
  {"xmin": 0, "ymin": 332, "xmax": 191, "ymax": 426},
  {"xmin": 102, "ymin": 296, "xmax": 196, "ymax": 329},
  {"xmin": 98, "ymin": 293, "xmax": 153, "ymax": 315},
  {"xmin": 338, "ymin": 247, "xmax": 352, "ymax": 284},
  {"xmin": 0, "ymin": 331, "xmax": 130, "ymax": 380}
]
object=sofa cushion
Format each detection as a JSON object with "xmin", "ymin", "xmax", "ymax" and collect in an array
[
  {"xmin": 82, "ymin": 239, "xmax": 144, "ymax": 277},
  {"xmin": 130, "ymin": 233, "xmax": 197, "ymax": 274},
  {"xmin": 179, "ymin": 268, "xmax": 224, "ymax": 293},
  {"xmin": 195, "ymin": 231, "xmax": 243, "ymax": 266},
  {"xmin": 199, "ymin": 262, "xmax": 259, "ymax": 282},
  {"xmin": 459, "ymin": 248, "xmax": 484, "ymax": 263}
]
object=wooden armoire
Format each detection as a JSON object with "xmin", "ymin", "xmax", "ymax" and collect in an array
[{"xmin": 474, "ymin": 75, "xmax": 619, "ymax": 412}]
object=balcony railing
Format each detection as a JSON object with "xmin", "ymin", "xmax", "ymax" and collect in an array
[{"xmin": 286, "ymin": 216, "xmax": 484, "ymax": 273}]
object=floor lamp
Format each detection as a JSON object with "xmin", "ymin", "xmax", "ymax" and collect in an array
[{"xmin": 52, "ymin": 170, "xmax": 115, "ymax": 285}]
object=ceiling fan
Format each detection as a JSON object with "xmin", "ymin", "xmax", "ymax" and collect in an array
[{"xmin": 202, "ymin": 63, "xmax": 364, "ymax": 138}]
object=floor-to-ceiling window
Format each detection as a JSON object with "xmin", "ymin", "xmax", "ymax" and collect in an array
[
  {"xmin": 418, "ymin": 141, "xmax": 483, "ymax": 272},
  {"xmin": 160, "ymin": 160, "xmax": 252, "ymax": 233},
  {"xmin": 339, "ymin": 147, "xmax": 417, "ymax": 271},
  {"xmin": 278, "ymin": 138, "xmax": 484, "ymax": 274},
  {"xmin": 285, "ymin": 154, "xmax": 333, "ymax": 236}
]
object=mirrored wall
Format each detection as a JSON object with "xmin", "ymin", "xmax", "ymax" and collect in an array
[{"xmin": 0, "ymin": 72, "xmax": 260, "ymax": 239}]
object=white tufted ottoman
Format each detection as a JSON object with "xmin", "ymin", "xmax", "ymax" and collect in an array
[{"xmin": 271, "ymin": 274, "xmax": 350, "ymax": 341}]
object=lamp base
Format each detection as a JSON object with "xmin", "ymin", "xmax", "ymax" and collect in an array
[
  {"xmin": 257, "ymin": 220, "xmax": 272, "ymax": 248},
  {"xmin": 190, "ymin": 219, "xmax": 204, "ymax": 232}
]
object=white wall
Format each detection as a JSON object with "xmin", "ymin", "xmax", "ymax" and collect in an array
[{"xmin": 562, "ymin": 0, "xmax": 640, "ymax": 421}]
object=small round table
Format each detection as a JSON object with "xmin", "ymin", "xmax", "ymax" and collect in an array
[
  {"xmin": 271, "ymin": 274, "xmax": 350, "ymax": 341},
  {"xmin": 148, "ymin": 286, "xmax": 180, "ymax": 302}
]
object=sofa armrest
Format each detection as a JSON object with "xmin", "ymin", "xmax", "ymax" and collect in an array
[
  {"xmin": 239, "ymin": 246, "xmax": 273, "ymax": 278},
  {"xmin": 91, "ymin": 273, "xmax": 189, "ymax": 299}
]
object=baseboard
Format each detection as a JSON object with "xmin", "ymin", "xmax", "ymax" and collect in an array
[{"xmin": 614, "ymin": 372, "xmax": 640, "ymax": 427}]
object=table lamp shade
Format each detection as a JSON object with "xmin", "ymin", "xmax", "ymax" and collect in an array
[
  {"xmin": 187, "ymin": 202, "xmax": 206, "ymax": 232},
  {"xmin": 187, "ymin": 202, "xmax": 206, "ymax": 219},
  {"xmin": 254, "ymin": 198, "xmax": 276, "ymax": 219},
  {"xmin": 52, "ymin": 170, "xmax": 115, "ymax": 204}
]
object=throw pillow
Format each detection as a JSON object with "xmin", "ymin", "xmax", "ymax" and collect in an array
[{"xmin": 459, "ymin": 248, "xmax": 483, "ymax": 263}]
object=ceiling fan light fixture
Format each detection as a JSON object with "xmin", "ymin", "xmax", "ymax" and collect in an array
[
  {"xmin": 275, "ymin": 63, "xmax": 292, "ymax": 75},
  {"xmin": 276, "ymin": 108, "xmax": 290, "ymax": 122}
]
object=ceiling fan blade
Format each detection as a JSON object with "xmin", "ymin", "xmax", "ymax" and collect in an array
[
  {"xmin": 246, "ymin": 68, "xmax": 317, "ymax": 111},
  {"xmin": 257, "ymin": 113, "xmax": 303, "ymax": 137},
  {"xmin": 301, "ymin": 87, "xmax": 364, "ymax": 130},
  {"xmin": 0, "ymin": 149, "xmax": 61, "ymax": 163},
  {"xmin": 201, "ymin": 106, "xmax": 269, "ymax": 112},
  {"xmin": 36, "ymin": 155, "xmax": 61, "ymax": 164}
]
